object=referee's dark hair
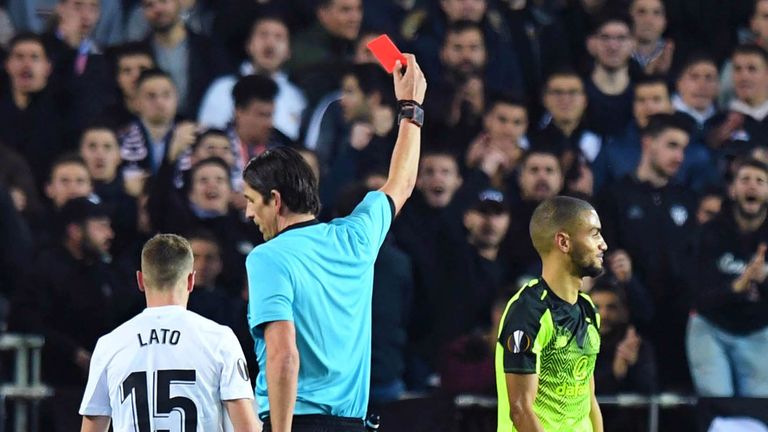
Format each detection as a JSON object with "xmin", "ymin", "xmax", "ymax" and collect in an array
[
  {"xmin": 141, "ymin": 233, "xmax": 193, "ymax": 291},
  {"xmin": 530, "ymin": 195, "xmax": 596, "ymax": 255},
  {"xmin": 243, "ymin": 146, "xmax": 321, "ymax": 215}
]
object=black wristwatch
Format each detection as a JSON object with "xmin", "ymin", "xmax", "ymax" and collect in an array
[{"xmin": 397, "ymin": 101, "xmax": 424, "ymax": 128}]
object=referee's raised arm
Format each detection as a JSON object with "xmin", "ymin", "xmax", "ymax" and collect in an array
[{"xmin": 379, "ymin": 53, "xmax": 427, "ymax": 215}]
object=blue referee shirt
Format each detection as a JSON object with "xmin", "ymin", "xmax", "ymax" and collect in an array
[{"xmin": 246, "ymin": 191, "xmax": 395, "ymax": 420}]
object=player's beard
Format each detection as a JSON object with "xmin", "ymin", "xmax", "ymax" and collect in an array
[{"xmin": 571, "ymin": 241, "xmax": 603, "ymax": 278}]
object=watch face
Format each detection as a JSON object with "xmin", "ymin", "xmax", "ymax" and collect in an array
[{"xmin": 399, "ymin": 105, "xmax": 424, "ymax": 127}]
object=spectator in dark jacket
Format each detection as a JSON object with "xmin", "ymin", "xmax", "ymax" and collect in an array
[
  {"xmin": 287, "ymin": 0, "xmax": 362, "ymax": 106},
  {"xmin": 79, "ymin": 125, "xmax": 138, "ymax": 255},
  {"xmin": 8, "ymin": 197, "xmax": 130, "ymax": 432},
  {"xmin": 435, "ymin": 188, "xmax": 510, "ymax": 349},
  {"xmin": 584, "ymin": 14, "xmax": 636, "ymax": 136},
  {"xmin": 592, "ymin": 277, "xmax": 658, "ymax": 395},
  {"xmin": 688, "ymin": 158, "xmax": 768, "ymax": 397},
  {"xmin": 501, "ymin": 149, "xmax": 564, "ymax": 287},
  {"xmin": 42, "ymin": 0, "xmax": 112, "ymax": 134},
  {"xmin": 710, "ymin": 44, "xmax": 768, "ymax": 159},
  {"xmin": 140, "ymin": 0, "xmax": 230, "ymax": 118},
  {"xmin": 335, "ymin": 183, "xmax": 414, "ymax": 405},
  {"xmin": 118, "ymin": 68, "xmax": 194, "ymax": 181},
  {"xmin": 186, "ymin": 229, "xmax": 239, "ymax": 327},
  {"xmin": 0, "ymin": 33, "xmax": 68, "ymax": 188},
  {"xmin": 394, "ymin": 149, "xmax": 489, "ymax": 389},
  {"xmin": 0, "ymin": 185, "xmax": 33, "ymax": 305},
  {"xmin": 99, "ymin": 42, "xmax": 156, "ymax": 130},
  {"xmin": 596, "ymin": 113, "xmax": 697, "ymax": 391}
]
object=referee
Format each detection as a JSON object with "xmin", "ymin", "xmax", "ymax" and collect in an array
[{"xmin": 243, "ymin": 54, "xmax": 426, "ymax": 432}]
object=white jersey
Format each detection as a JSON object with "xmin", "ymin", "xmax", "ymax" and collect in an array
[{"xmin": 79, "ymin": 305, "xmax": 254, "ymax": 432}]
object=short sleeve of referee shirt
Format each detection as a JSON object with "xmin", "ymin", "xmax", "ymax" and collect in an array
[
  {"xmin": 334, "ymin": 191, "xmax": 395, "ymax": 262},
  {"xmin": 497, "ymin": 295, "xmax": 553, "ymax": 374},
  {"xmin": 247, "ymin": 250, "xmax": 294, "ymax": 330},
  {"xmin": 79, "ymin": 337, "xmax": 111, "ymax": 416},
  {"xmin": 218, "ymin": 329, "xmax": 255, "ymax": 401}
]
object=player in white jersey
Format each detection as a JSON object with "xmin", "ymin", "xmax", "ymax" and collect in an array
[{"xmin": 79, "ymin": 234, "xmax": 260, "ymax": 432}]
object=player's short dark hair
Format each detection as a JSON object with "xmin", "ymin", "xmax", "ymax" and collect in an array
[
  {"xmin": 136, "ymin": 68, "xmax": 173, "ymax": 89},
  {"xmin": 49, "ymin": 152, "xmax": 89, "ymax": 182},
  {"xmin": 732, "ymin": 43, "xmax": 768, "ymax": 65},
  {"xmin": 530, "ymin": 196, "xmax": 596, "ymax": 255},
  {"xmin": 733, "ymin": 157, "xmax": 768, "ymax": 179},
  {"xmin": 243, "ymin": 146, "xmax": 321, "ymax": 215},
  {"xmin": 232, "ymin": 74, "xmax": 278, "ymax": 109},
  {"xmin": 7, "ymin": 32, "xmax": 48, "ymax": 58},
  {"xmin": 141, "ymin": 234, "xmax": 194, "ymax": 290},
  {"xmin": 640, "ymin": 113, "xmax": 690, "ymax": 138}
]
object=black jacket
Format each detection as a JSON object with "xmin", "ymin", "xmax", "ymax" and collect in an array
[
  {"xmin": 0, "ymin": 87, "xmax": 68, "ymax": 188},
  {"xmin": 595, "ymin": 327, "xmax": 658, "ymax": 395},
  {"xmin": 9, "ymin": 246, "xmax": 128, "ymax": 386},
  {"xmin": 694, "ymin": 203, "xmax": 768, "ymax": 334},
  {"xmin": 371, "ymin": 236, "xmax": 413, "ymax": 386},
  {"xmin": 42, "ymin": 32, "xmax": 113, "ymax": 134},
  {"xmin": 596, "ymin": 175, "xmax": 698, "ymax": 308}
]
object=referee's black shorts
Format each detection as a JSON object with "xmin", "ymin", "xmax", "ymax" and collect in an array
[{"xmin": 262, "ymin": 414, "xmax": 367, "ymax": 432}]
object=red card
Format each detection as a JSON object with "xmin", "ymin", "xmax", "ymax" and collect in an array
[{"xmin": 366, "ymin": 34, "xmax": 407, "ymax": 74}]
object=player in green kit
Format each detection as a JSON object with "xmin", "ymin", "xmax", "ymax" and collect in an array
[{"xmin": 496, "ymin": 196, "xmax": 606, "ymax": 432}]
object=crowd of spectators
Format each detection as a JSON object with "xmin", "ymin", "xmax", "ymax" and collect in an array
[{"xmin": 1, "ymin": 0, "xmax": 768, "ymax": 429}]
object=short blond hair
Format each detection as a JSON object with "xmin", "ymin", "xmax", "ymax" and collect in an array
[{"xmin": 141, "ymin": 234, "xmax": 193, "ymax": 290}]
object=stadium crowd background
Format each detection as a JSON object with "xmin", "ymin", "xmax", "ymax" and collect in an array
[{"xmin": 0, "ymin": 0, "xmax": 767, "ymax": 430}]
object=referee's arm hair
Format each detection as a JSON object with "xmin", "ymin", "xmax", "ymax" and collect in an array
[
  {"xmin": 505, "ymin": 373, "xmax": 545, "ymax": 432},
  {"xmin": 265, "ymin": 320, "xmax": 299, "ymax": 432},
  {"xmin": 225, "ymin": 398, "xmax": 262, "ymax": 432},
  {"xmin": 80, "ymin": 415, "xmax": 110, "ymax": 432},
  {"xmin": 379, "ymin": 53, "xmax": 427, "ymax": 215}
]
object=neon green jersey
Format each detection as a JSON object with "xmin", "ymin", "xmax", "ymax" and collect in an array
[{"xmin": 495, "ymin": 278, "xmax": 601, "ymax": 432}]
